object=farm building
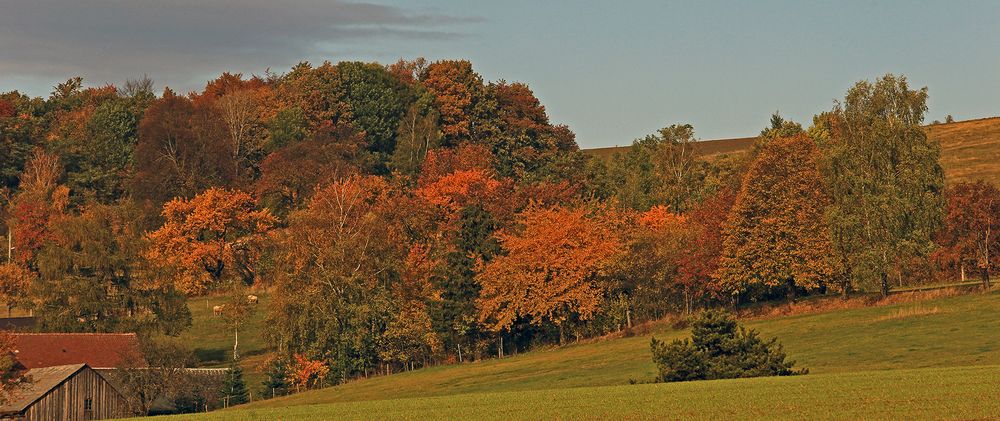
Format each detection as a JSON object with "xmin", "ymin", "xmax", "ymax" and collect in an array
[
  {"xmin": 9, "ymin": 333, "xmax": 145, "ymax": 369},
  {"xmin": 0, "ymin": 363, "xmax": 129, "ymax": 420}
]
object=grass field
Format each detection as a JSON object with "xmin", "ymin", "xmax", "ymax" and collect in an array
[
  {"xmin": 139, "ymin": 288, "xmax": 1000, "ymax": 419},
  {"xmin": 584, "ymin": 117, "xmax": 1000, "ymax": 185},
  {"xmin": 171, "ymin": 294, "xmax": 272, "ymax": 388},
  {"xmin": 144, "ymin": 365, "xmax": 1000, "ymax": 420}
]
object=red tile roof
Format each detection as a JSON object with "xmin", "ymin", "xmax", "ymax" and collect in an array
[{"xmin": 11, "ymin": 333, "xmax": 146, "ymax": 369}]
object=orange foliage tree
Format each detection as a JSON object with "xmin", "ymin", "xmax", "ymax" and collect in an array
[
  {"xmin": 716, "ymin": 134, "xmax": 835, "ymax": 302},
  {"xmin": 420, "ymin": 60, "xmax": 495, "ymax": 145},
  {"xmin": 0, "ymin": 263, "xmax": 34, "ymax": 317},
  {"xmin": 146, "ymin": 188, "xmax": 275, "ymax": 295},
  {"xmin": 476, "ymin": 204, "xmax": 623, "ymax": 345},
  {"xmin": 287, "ymin": 354, "xmax": 330, "ymax": 392}
]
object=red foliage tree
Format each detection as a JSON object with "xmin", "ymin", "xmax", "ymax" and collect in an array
[{"xmin": 935, "ymin": 181, "xmax": 1000, "ymax": 287}]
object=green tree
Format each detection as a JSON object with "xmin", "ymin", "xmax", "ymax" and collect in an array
[
  {"xmin": 822, "ymin": 75, "xmax": 944, "ymax": 296},
  {"xmin": 34, "ymin": 200, "xmax": 191, "ymax": 335},
  {"xmin": 432, "ymin": 204, "xmax": 499, "ymax": 361},
  {"xmin": 221, "ymin": 363, "xmax": 249, "ymax": 406},
  {"xmin": 608, "ymin": 124, "xmax": 708, "ymax": 212},
  {"xmin": 261, "ymin": 355, "xmax": 291, "ymax": 398},
  {"xmin": 69, "ymin": 99, "xmax": 141, "ymax": 202},
  {"xmin": 336, "ymin": 61, "xmax": 413, "ymax": 171},
  {"xmin": 389, "ymin": 90, "xmax": 441, "ymax": 178},
  {"xmin": 650, "ymin": 310, "xmax": 804, "ymax": 382}
]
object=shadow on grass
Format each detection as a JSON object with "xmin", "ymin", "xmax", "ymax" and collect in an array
[{"xmin": 195, "ymin": 348, "xmax": 227, "ymax": 364}]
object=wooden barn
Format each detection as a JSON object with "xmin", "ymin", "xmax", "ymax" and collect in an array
[{"xmin": 0, "ymin": 364, "xmax": 129, "ymax": 421}]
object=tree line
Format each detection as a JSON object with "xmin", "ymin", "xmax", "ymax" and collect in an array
[{"xmin": 0, "ymin": 61, "xmax": 997, "ymax": 398}]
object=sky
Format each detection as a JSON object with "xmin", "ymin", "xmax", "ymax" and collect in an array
[{"xmin": 1, "ymin": 0, "xmax": 999, "ymax": 148}]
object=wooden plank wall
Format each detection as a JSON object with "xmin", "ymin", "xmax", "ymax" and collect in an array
[{"xmin": 21, "ymin": 367, "xmax": 129, "ymax": 421}]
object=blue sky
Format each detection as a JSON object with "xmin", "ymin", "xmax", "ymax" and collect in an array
[{"xmin": 2, "ymin": 0, "xmax": 998, "ymax": 148}]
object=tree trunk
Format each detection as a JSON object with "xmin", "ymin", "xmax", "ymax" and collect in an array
[
  {"xmin": 626, "ymin": 306, "xmax": 633, "ymax": 328},
  {"xmin": 558, "ymin": 324, "xmax": 565, "ymax": 346},
  {"xmin": 683, "ymin": 289, "xmax": 692, "ymax": 315},
  {"xmin": 961, "ymin": 263, "xmax": 966, "ymax": 282},
  {"xmin": 233, "ymin": 326, "xmax": 239, "ymax": 360},
  {"xmin": 786, "ymin": 278, "xmax": 796, "ymax": 303},
  {"xmin": 498, "ymin": 335, "xmax": 504, "ymax": 359},
  {"xmin": 982, "ymin": 268, "xmax": 991, "ymax": 289},
  {"xmin": 457, "ymin": 343, "xmax": 463, "ymax": 363},
  {"xmin": 880, "ymin": 272, "xmax": 890, "ymax": 298}
]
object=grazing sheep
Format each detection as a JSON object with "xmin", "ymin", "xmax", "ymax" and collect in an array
[
  {"xmin": 247, "ymin": 295, "xmax": 258, "ymax": 305},
  {"xmin": 213, "ymin": 305, "xmax": 225, "ymax": 316}
]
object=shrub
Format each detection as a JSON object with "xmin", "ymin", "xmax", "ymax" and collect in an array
[{"xmin": 650, "ymin": 310, "xmax": 806, "ymax": 382}]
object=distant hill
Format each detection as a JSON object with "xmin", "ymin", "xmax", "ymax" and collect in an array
[{"xmin": 583, "ymin": 117, "xmax": 1000, "ymax": 185}]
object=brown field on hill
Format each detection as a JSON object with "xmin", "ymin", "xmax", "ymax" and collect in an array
[
  {"xmin": 584, "ymin": 117, "xmax": 1000, "ymax": 185},
  {"xmin": 926, "ymin": 117, "xmax": 1000, "ymax": 185}
]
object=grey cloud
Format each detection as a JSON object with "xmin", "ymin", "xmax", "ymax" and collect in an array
[{"xmin": 0, "ymin": 0, "xmax": 480, "ymax": 93}]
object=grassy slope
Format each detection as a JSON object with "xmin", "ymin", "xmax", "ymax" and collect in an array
[
  {"xmin": 173, "ymin": 294, "xmax": 272, "ymax": 387},
  {"xmin": 145, "ymin": 289, "xmax": 1000, "ymax": 420},
  {"xmin": 149, "ymin": 366, "xmax": 1000, "ymax": 420},
  {"xmin": 584, "ymin": 117, "xmax": 1000, "ymax": 185}
]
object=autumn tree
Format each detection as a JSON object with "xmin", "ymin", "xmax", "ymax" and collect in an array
[
  {"xmin": 822, "ymin": 75, "xmax": 944, "ymax": 296},
  {"xmin": 286, "ymin": 354, "xmax": 330, "ymax": 392},
  {"xmin": 1, "ymin": 331, "xmax": 29, "ymax": 405},
  {"xmin": 273, "ymin": 61, "xmax": 351, "ymax": 132},
  {"xmin": 487, "ymin": 81, "xmax": 572, "ymax": 178},
  {"xmin": 674, "ymin": 188, "xmax": 736, "ymax": 307},
  {"xmin": 132, "ymin": 89, "xmax": 237, "ymax": 207},
  {"xmin": 254, "ymin": 125, "xmax": 362, "ymax": 217},
  {"xmin": 716, "ymin": 134, "xmax": 835, "ymax": 302},
  {"xmin": 935, "ymin": 181, "xmax": 1000, "ymax": 287},
  {"xmin": 146, "ymin": 188, "xmax": 276, "ymax": 295},
  {"xmin": 269, "ymin": 175, "xmax": 405, "ymax": 380},
  {"xmin": 8, "ymin": 149, "xmax": 69, "ymax": 266},
  {"xmin": 114, "ymin": 339, "xmax": 194, "ymax": 416},
  {"xmin": 0, "ymin": 263, "xmax": 33, "ymax": 317},
  {"xmin": 215, "ymin": 85, "xmax": 274, "ymax": 180},
  {"xmin": 34, "ymin": 201, "xmax": 191, "ymax": 335},
  {"xmin": 605, "ymin": 207, "xmax": 675, "ymax": 326},
  {"xmin": 420, "ymin": 60, "xmax": 497, "ymax": 146},
  {"xmin": 477, "ymin": 204, "xmax": 623, "ymax": 345}
]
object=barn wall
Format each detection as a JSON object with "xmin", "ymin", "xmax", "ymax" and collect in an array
[{"xmin": 22, "ymin": 368, "xmax": 129, "ymax": 421}]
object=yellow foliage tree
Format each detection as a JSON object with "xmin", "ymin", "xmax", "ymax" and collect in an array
[{"xmin": 716, "ymin": 134, "xmax": 836, "ymax": 302}]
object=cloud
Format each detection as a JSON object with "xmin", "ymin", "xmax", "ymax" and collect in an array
[{"xmin": 0, "ymin": 0, "xmax": 480, "ymax": 94}]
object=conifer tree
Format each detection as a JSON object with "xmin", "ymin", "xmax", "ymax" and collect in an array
[{"xmin": 221, "ymin": 363, "xmax": 249, "ymax": 406}]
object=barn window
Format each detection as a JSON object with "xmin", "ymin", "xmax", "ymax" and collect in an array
[{"xmin": 84, "ymin": 397, "xmax": 93, "ymax": 410}]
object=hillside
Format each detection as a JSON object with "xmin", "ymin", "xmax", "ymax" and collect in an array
[
  {"xmin": 152, "ymin": 288, "xmax": 1000, "ymax": 419},
  {"xmin": 584, "ymin": 117, "xmax": 1000, "ymax": 185}
]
